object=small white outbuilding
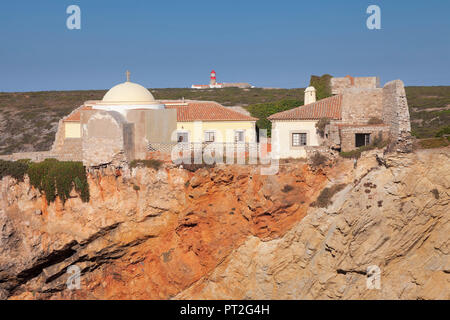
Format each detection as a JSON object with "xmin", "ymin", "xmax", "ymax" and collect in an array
[{"xmin": 268, "ymin": 87, "xmax": 342, "ymax": 158}]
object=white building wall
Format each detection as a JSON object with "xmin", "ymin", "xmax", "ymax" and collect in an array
[
  {"xmin": 272, "ymin": 120, "xmax": 320, "ymax": 158},
  {"xmin": 177, "ymin": 121, "xmax": 256, "ymax": 143},
  {"xmin": 65, "ymin": 122, "xmax": 81, "ymax": 138}
]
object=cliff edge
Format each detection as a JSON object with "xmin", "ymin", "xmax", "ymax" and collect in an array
[{"xmin": 0, "ymin": 147, "xmax": 448, "ymax": 299}]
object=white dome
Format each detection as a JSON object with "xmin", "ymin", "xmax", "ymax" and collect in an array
[
  {"xmin": 305, "ymin": 86, "xmax": 316, "ymax": 92},
  {"xmin": 102, "ymin": 81, "xmax": 156, "ymax": 104}
]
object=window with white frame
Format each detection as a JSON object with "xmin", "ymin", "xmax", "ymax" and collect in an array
[
  {"xmin": 234, "ymin": 130, "xmax": 245, "ymax": 143},
  {"xmin": 204, "ymin": 131, "xmax": 215, "ymax": 142},
  {"xmin": 292, "ymin": 133, "xmax": 307, "ymax": 146}
]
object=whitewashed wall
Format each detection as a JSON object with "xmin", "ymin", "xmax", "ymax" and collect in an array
[{"xmin": 272, "ymin": 120, "xmax": 320, "ymax": 158}]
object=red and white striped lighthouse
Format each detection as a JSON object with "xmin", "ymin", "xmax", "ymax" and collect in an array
[{"xmin": 210, "ymin": 70, "xmax": 216, "ymax": 85}]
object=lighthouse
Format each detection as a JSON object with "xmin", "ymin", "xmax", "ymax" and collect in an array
[
  {"xmin": 191, "ymin": 70, "xmax": 252, "ymax": 89},
  {"xmin": 210, "ymin": 70, "xmax": 216, "ymax": 86}
]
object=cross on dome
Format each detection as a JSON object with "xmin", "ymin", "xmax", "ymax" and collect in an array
[{"xmin": 126, "ymin": 70, "xmax": 131, "ymax": 82}]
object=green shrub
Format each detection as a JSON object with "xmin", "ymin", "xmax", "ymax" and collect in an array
[
  {"xmin": 340, "ymin": 145, "xmax": 373, "ymax": 159},
  {"xmin": 309, "ymin": 74, "xmax": 333, "ymax": 100},
  {"xmin": 0, "ymin": 160, "xmax": 29, "ymax": 181},
  {"xmin": 129, "ymin": 159, "xmax": 163, "ymax": 170},
  {"xmin": 246, "ymin": 99, "xmax": 302, "ymax": 137},
  {"xmin": 430, "ymin": 188, "xmax": 439, "ymax": 199},
  {"xmin": 435, "ymin": 125, "xmax": 450, "ymax": 137},
  {"xmin": 281, "ymin": 184, "xmax": 294, "ymax": 193},
  {"xmin": 28, "ymin": 159, "xmax": 90, "ymax": 204},
  {"xmin": 180, "ymin": 163, "xmax": 215, "ymax": 172},
  {"xmin": 311, "ymin": 183, "xmax": 347, "ymax": 208}
]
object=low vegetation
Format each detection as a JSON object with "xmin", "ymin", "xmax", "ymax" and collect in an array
[
  {"xmin": 27, "ymin": 159, "xmax": 90, "ymax": 204},
  {"xmin": 246, "ymin": 99, "xmax": 302, "ymax": 137},
  {"xmin": 430, "ymin": 188, "xmax": 439, "ymax": 200},
  {"xmin": 178, "ymin": 162, "xmax": 216, "ymax": 172},
  {"xmin": 416, "ymin": 137, "xmax": 450, "ymax": 149},
  {"xmin": 407, "ymin": 86, "xmax": 450, "ymax": 139},
  {"xmin": 0, "ymin": 159, "xmax": 29, "ymax": 181},
  {"xmin": 435, "ymin": 125, "xmax": 450, "ymax": 137},
  {"xmin": 129, "ymin": 159, "xmax": 163, "ymax": 170},
  {"xmin": 310, "ymin": 152, "xmax": 329, "ymax": 167},
  {"xmin": 309, "ymin": 74, "xmax": 333, "ymax": 100},
  {"xmin": 0, "ymin": 159, "xmax": 90, "ymax": 204},
  {"xmin": 151, "ymin": 87, "xmax": 306, "ymax": 107},
  {"xmin": 279, "ymin": 157, "xmax": 307, "ymax": 164},
  {"xmin": 281, "ymin": 184, "xmax": 294, "ymax": 193},
  {"xmin": 311, "ymin": 183, "xmax": 347, "ymax": 208}
]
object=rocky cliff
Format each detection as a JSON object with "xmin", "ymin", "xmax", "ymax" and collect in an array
[{"xmin": 0, "ymin": 148, "xmax": 448, "ymax": 300}]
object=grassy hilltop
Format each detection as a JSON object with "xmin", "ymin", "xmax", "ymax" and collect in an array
[{"xmin": 0, "ymin": 86, "xmax": 449, "ymax": 155}]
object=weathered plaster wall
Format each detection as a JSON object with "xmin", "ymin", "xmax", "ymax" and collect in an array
[
  {"xmin": 81, "ymin": 110, "xmax": 131, "ymax": 167},
  {"xmin": 125, "ymin": 110, "xmax": 146, "ymax": 161},
  {"xmin": 125, "ymin": 109, "xmax": 177, "ymax": 160},
  {"xmin": 144, "ymin": 109, "xmax": 177, "ymax": 143},
  {"xmin": 272, "ymin": 120, "xmax": 320, "ymax": 158}
]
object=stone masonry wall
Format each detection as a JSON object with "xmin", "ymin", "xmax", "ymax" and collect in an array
[
  {"xmin": 325, "ymin": 121, "xmax": 342, "ymax": 149},
  {"xmin": 51, "ymin": 107, "xmax": 83, "ymax": 160},
  {"xmin": 51, "ymin": 107, "xmax": 83, "ymax": 153},
  {"xmin": 0, "ymin": 151, "xmax": 82, "ymax": 162},
  {"xmin": 382, "ymin": 80, "xmax": 411, "ymax": 140},
  {"xmin": 331, "ymin": 76, "xmax": 380, "ymax": 95},
  {"xmin": 50, "ymin": 118, "xmax": 66, "ymax": 152},
  {"xmin": 340, "ymin": 126, "xmax": 390, "ymax": 152},
  {"xmin": 341, "ymin": 88, "xmax": 384, "ymax": 123}
]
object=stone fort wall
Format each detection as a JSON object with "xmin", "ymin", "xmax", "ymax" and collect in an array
[
  {"xmin": 0, "ymin": 151, "xmax": 82, "ymax": 162},
  {"xmin": 340, "ymin": 126, "xmax": 390, "ymax": 152},
  {"xmin": 341, "ymin": 88, "xmax": 384, "ymax": 123},
  {"xmin": 382, "ymin": 80, "xmax": 411, "ymax": 140},
  {"xmin": 331, "ymin": 76, "xmax": 380, "ymax": 95},
  {"xmin": 327, "ymin": 77, "xmax": 411, "ymax": 152}
]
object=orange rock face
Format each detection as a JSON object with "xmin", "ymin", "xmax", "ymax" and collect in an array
[
  {"xmin": 71, "ymin": 164, "xmax": 328, "ymax": 300},
  {"xmin": 0, "ymin": 161, "xmax": 329, "ymax": 300},
  {"xmin": 2, "ymin": 148, "xmax": 449, "ymax": 300}
]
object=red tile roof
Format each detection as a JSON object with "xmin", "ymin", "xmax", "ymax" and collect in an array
[
  {"xmin": 268, "ymin": 95, "xmax": 342, "ymax": 121},
  {"xmin": 165, "ymin": 101, "xmax": 257, "ymax": 122},
  {"xmin": 63, "ymin": 106, "xmax": 92, "ymax": 122},
  {"xmin": 64, "ymin": 112, "xmax": 81, "ymax": 122},
  {"xmin": 63, "ymin": 102, "xmax": 256, "ymax": 123}
]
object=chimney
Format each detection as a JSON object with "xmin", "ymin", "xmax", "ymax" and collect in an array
[{"xmin": 304, "ymin": 86, "xmax": 316, "ymax": 105}]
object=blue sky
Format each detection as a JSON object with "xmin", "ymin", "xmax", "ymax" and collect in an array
[{"xmin": 0, "ymin": 0, "xmax": 449, "ymax": 92}]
